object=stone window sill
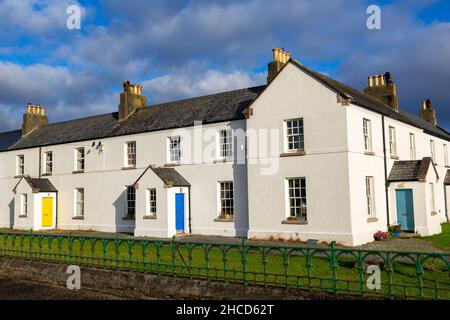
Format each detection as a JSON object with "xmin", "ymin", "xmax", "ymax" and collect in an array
[
  {"xmin": 143, "ymin": 215, "xmax": 157, "ymax": 220},
  {"xmin": 18, "ymin": 215, "xmax": 27, "ymax": 218},
  {"xmin": 122, "ymin": 216, "xmax": 136, "ymax": 221},
  {"xmin": 445, "ymin": 165, "xmax": 450, "ymax": 169},
  {"xmin": 72, "ymin": 170, "xmax": 85, "ymax": 174},
  {"xmin": 367, "ymin": 217, "xmax": 378, "ymax": 223},
  {"xmin": 164, "ymin": 163, "xmax": 181, "ymax": 167},
  {"xmin": 72, "ymin": 216, "xmax": 84, "ymax": 220},
  {"xmin": 390, "ymin": 156, "xmax": 399, "ymax": 160},
  {"xmin": 431, "ymin": 211, "xmax": 438, "ymax": 216},
  {"xmin": 282, "ymin": 219, "xmax": 308, "ymax": 225},
  {"xmin": 42, "ymin": 173, "xmax": 52, "ymax": 176},
  {"xmin": 14, "ymin": 175, "xmax": 25, "ymax": 179},
  {"xmin": 213, "ymin": 159, "xmax": 233, "ymax": 164},
  {"xmin": 121, "ymin": 166, "xmax": 136, "ymax": 171},
  {"xmin": 280, "ymin": 151, "xmax": 306, "ymax": 158},
  {"xmin": 214, "ymin": 218, "xmax": 235, "ymax": 222},
  {"xmin": 364, "ymin": 151, "xmax": 376, "ymax": 156}
]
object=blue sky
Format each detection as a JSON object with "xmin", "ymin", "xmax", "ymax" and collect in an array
[{"xmin": 0, "ymin": 0, "xmax": 449, "ymax": 131}]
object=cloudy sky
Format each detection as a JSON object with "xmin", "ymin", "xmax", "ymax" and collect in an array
[{"xmin": 0, "ymin": 0, "xmax": 449, "ymax": 131}]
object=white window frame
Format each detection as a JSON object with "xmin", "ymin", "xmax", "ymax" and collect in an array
[
  {"xmin": 75, "ymin": 147, "xmax": 85, "ymax": 171},
  {"xmin": 430, "ymin": 140, "xmax": 436, "ymax": 163},
  {"xmin": 125, "ymin": 141, "xmax": 136, "ymax": 167},
  {"xmin": 20, "ymin": 194, "xmax": 27, "ymax": 216},
  {"xmin": 74, "ymin": 188, "xmax": 84, "ymax": 217},
  {"xmin": 365, "ymin": 177, "xmax": 375, "ymax": 217},
  {"xmin": 218, "ymin": 181, "xmax": 234, "ymax": 218},
  {"xmin": 430, "ymin": 182, "xmax": 436, "ymax": 213},
  {"xmin": 146, "ymin": 188, "xmax": 157, "ymax": 217},
  {"xmin": 126, "ymin": 186, "xmax": 136, "ymax": 218},
  {"xmin": 388, "ymin": 126, "xmax": 397, "ymax": 157},
  {"xmin": 409, "ymin": 133, "xmax": 416, "ymax": 160},
  {"xmin": 444, "ymin": 144, "xmax": 449, "ymax": 167},
  {"xmin": 217, "ymin": 129, "xmax": 233, "ymax": 160},
  {"xmin": 44, "ymin": 151, "xmax": 53, "ymax": 174},
  {"xmin": 286, "ymin": 177, "xmax": 307, "ymax": 221},
  {"xmin": 363, "ymin": 118, "xmax": 372, "ymax": 152},
  {"xmin": 169, "ymin": 136, "xmax": 182, "ymax": 164},
  {"xmin": 285, "ymin": 118, "xmax": 304, "ymax": 152},
  {"xmin": 17, "ymin": 155, "xmax": 25, "ymax": 176}
]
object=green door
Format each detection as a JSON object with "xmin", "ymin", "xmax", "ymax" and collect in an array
[{"xmin": 395, "ymin": 189, "xmax": 415, "ymax": 231}]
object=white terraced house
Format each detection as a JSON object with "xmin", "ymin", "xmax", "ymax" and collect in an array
[{"xmin": 0, "ymin": 48, "xmax": 449, "ymax": 246}]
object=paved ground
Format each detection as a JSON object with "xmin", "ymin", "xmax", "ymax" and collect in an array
[{"xmin": 0, "ymin": 277, "xmax": 127, "ymax": 300}]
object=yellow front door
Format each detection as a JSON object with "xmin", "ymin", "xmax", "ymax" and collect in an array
[{"xmin": 42, "ymin": 197, "xmax": 53, "ymax": 227}]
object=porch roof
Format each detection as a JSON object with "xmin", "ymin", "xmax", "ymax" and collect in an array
[
  {"xmin": 13, "ymin": 176, "xmax": 58, "ymax": 193},
  {"xmin": 388, "ymin": 157, "xmax": 438, "ymax": 183},
  {"xmin": 445, "ymin": 170, "xmax": 450, "ymax": 185},
  {"xmin": 133, "ymin": 165, "xmax": 190, "ymax": 188}
]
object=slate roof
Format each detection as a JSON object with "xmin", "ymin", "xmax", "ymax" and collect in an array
[
  {"xmin": 0, "ymin": 60, "xmax": 449, "ymax": 152},
  {"xmin": 0, "ymin": 130, "xmax": 21, "ymax": 151},
  {"xmin": 388, "ymin": 157, "xmax": 436, "ymax": 183},
  {"xmin": 13, "ymin": 176, "xmax": 58, "ymax": 193},
  {"xmin": 445, "ymin": 170, "xmax": 450, "ymax": 185},
  {"xmin": 1, "ymin": 85, "xmax": 266, "ymax": 152},
  {"xmin": 150, "ymin": 166, "xmax": 190, "ymax": 187},
  {"xmin": 133, "ymin": 165, "xmax": 190, "ymax": 187}
]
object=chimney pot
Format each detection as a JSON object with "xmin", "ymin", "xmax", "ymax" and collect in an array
[
  {"xmin": 363, "ymin": 72, "xmax": 399, "ymax": 111},
  {"xmin": 267, "ymin": 47, "xmax": 291, "ymax": 83},
  {"xmin": 118, "ymin": 81, "xmax": 147, "ymax": 121}
]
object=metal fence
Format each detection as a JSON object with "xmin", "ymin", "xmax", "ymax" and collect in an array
[{"xmin": 0, "ymin": 230, "xmax": 449, "ymax": 299}]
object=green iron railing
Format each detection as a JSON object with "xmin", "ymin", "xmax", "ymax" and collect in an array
[{"xmin": 0, "ymin": 230, "xmax": 448, "ymax": 299}]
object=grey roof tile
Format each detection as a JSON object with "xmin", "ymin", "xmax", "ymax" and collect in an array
[
  {"xmin": 388, "ymin": 157, "xmax": 435, "ymax": 182},
  {"xmin": 13, "ymin": 176, "xmax": 58, "ymax": 193},
  {"xmin": 1, "ymin": 60, "xmax": 449, "ymax": 152},
  {"xmin": 150, "ymin": 166, "xmax": 190, "ymax": 187},
  {"xmin": 1, "ymin": 86, "xmax": 265, "ymax": 151}
]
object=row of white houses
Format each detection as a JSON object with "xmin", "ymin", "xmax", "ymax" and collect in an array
[{"xmin": 0, "ymin": 48, "xmax": 449, "ymax": 245}]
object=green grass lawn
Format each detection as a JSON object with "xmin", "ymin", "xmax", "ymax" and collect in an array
[
  {"xmin": 422, "ymin": 223, "xmax": 450, "ymax": 252},
  {"xmin": 0, "ymin": 231, "xmax": 448, "ymax": 299}
]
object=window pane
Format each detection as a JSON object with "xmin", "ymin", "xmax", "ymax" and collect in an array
[
  {"xmin": 219, "ymin": 182, "xmax": 234, "ymax": 217},
  {"xmin": 287, "ymin": 178, "xmax": 307, "ymax": 220}
]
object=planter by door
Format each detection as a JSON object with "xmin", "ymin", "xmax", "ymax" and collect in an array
[
  {"xmin": 175, "ymin": 193, "xmax": 185, "ymax": 233},
  {"xmin": 395, "ymin": 189, "xmax": 415, "ymax": 232}
]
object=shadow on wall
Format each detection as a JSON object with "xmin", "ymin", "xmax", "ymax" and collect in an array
[
  {"xmin": 8, "ymin": 198, "xmax": 14, "ymax": 228},
  {"xmin": 113, "ymin": 190, "xmax": 125, "ymax": 233},
  {"xmin": 113, "ymin": 189, "xmax": 135, "ymax": 234},
  {"xmin": 231, "ymin": 120, "xmax": 249, "ymax": 238}
]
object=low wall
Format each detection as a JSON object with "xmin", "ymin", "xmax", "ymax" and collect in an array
[{"xmin": 0, "ymin": 257, "xmax": 352, "ymax": 300}]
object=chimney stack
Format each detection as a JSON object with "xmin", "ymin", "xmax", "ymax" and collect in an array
[
  {"xmin": 419, "ymin": 99, "xmax": 437, "ymax": 126},
  {"xmin": 22, "ymin": 103, "xmax": 48, "ymax": 136},
  {"xmin": 363, "ymin": 72, "xmax": 399, "ymax": 112},
  {"xmin": 118, "ymin": 81, "xmax": 147, "ymax": 121},
  {"xmin": 267, "ymin": 48, "xmax": 291, "ymax": 83}
]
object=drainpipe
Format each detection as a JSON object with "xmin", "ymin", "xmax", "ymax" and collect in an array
[
  {"xmin": 444, "ymin": 184, "xmax": 449, "ymax": 221},
  {"xmin": 382, "ymin": 115, "xmax": 391, "ymax": 226},
  {"xmin": 38, "ymin": 147, "xmax": 42, "ymax": 178},
  {"xmin": 188, "ymin": 186, "xmax": 192, "ymax": 233}
]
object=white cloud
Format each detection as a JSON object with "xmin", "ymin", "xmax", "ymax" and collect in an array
[{"xmin": 143, "ymin": 68, "xmax": 265, "ymax": 104}]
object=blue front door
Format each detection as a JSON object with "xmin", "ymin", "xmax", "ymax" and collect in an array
[
  {"xmin": 395, "ymin": 189, "xmax": 415, "ymax": 231},
  {"xmin": 175, "ymin": 193, "xmax": 185, "ymax": 232}
]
